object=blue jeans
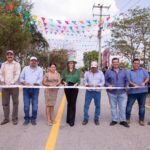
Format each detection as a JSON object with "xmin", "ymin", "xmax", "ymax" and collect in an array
[
  {"xmin": 108, "ymin": 92, "xmax": 127, "ymax": 122},
  {"xmin": 126, "ymin": 93, "xmax": 147, "ymax": 121},
  {"xmin": 23, "ymin": 88, "xmax": 39, "ymax": 121},
  {"xmin": 83, "ymin": 90, "xmax": 101, "ymax": 121}
]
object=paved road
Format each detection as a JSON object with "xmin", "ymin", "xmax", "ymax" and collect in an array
[{"xmin": 0, "ymin": 89, "xmax": 150, "ymax": 150}]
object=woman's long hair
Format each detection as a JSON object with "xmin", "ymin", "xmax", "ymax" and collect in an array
[{"xmin": 66, "ymin": 62, "xmax": 76, "ymax": 74}]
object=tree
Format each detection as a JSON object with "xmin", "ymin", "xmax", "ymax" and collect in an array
[
  {"xmin": 20, "ymin": 49, "xmax": 68, "ymax": 73},
  {"xmin": 0, "ymin": 0, "xmax": 32, "ymax": 59},
  {"xmin": 48, "ymin": 49, "xmax": 68, "ymax": 73},
  {"xmin": 0, "ymin": 0, "xmax": 49, "ymax": 62},
  {"xmin": 30, "ymin": 30, "xmax": 49, "ymax": 51},
  {"xmin": 108, "ymin": 7, "xmax": 150, "ymax": 67},
  {"xmin": 83, "ymin": 50, "xmax": 98, "ymax": 71}
]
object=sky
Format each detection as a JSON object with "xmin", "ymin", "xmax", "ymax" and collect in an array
[{"xmin": 30, "ymin": 0, "xmax": 150, "ymax": 67}]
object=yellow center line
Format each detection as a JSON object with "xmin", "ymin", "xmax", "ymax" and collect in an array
[{"xmin": 45, "ymin": 95, "xmax": 66, "ymax": 150}]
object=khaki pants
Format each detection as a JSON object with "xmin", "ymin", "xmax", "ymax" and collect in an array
[{"xmin": 2, "ymin": 88, "xmax": 19, "ymax": 121}]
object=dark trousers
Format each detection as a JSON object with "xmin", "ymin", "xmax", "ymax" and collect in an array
[
  {"xmin": 2, "ymin": 88, "xmax": 19, "ymax": 121},
  {"xmin": 126, "ymin": 93, "xmax": 147, "ymax": 121},
  {"xmin": 23, "ymin": 88, "xmax": 39, "ymax": 121},
  {"xmin": 64, "ymin": 88, "xmax": 78, "ymax": 124}
]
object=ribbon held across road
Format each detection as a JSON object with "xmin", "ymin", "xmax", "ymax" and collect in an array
[{"xmin": 0, "ymin": 85, "xmax": 149, "ymax": 90}]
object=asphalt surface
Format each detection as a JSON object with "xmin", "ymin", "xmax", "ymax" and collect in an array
[{"xmin": 0, "ymin": 89, "xmax": 150, "ymax": 150}]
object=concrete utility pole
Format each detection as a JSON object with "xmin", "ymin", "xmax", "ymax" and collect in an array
[{"xmin": 93, "ymin": 4, "xmax": 110, "ymax": 69}]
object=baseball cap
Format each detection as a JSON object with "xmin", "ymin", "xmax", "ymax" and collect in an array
[
  {"xmin": 6, "ymin": 50, "xmax": 14, "ymax": 55},
  {"xmin": 91, "ymin": 61, "xmax": 98, "ymax": 68},
  {"xmin": 30, "ymin": 56, "xmax": 37, "ymax": 61}
]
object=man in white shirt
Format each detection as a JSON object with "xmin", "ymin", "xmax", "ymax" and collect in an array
[
  {"xmin": 20, "ymin": 56, "xmax": 43, "ymax": 125},
  {"xmin": 82, "ymin": 61, "xmax": 105, "ymax": 125},
  {"xmin": 0, "ymin": 50, "xmax": 21, "ymax": 125}
]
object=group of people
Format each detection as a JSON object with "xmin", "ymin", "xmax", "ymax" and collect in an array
[{"xmin": 0, "ymin": 50, "xmax": 149, "ymax": 128}]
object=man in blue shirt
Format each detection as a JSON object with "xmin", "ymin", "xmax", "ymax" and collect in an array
[
  {"xmin": 20, "ymin": 56, "xmax": 43, "ymax": 125},
  {"xmin": 148, "ymin": 71, "xmax": 150, "ymax": 94},
  {"xmin": 82, "ymin": 61, "xmax": 105, "ymax": 125},
  {"xmin": 105, "ymin": 58, "xmax": 129, "ymax": 128},
  {"xmin": 126, "ymin": 58, "xmax": 149, "ymax": 126}
]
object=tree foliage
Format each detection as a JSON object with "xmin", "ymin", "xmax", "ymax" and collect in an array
[
  {"xmin": 83, "ymin": 50, "xmax": 98, "ymax": 71},
  {"xmin": 48, "ymin": 50, "xmax": 68, "ymax": 73},
  {"xmin": 0, "ymin": 0, "xmax": 49, "ymax": 62},
  {"xmin": 20, "ymin": 49, "xmax": 68, "ymax": 73},
  {"xmin": 108, "ymin": 7, "xmax": 150, "ymax": 67},
  {"xmin": 0, "ymin": 0, "xmax": 32, "ymax": 59}
]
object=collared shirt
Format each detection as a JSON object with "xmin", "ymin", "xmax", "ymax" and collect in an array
[
  {"xmin": 127, "ymin": 67, "xmax": 149, "ymax": 94},
  {"xmin": 0, "ymin": 60, "xmax": 21, "ymax": 85},
  {"xmin": 20, "ymin": 66, "xmax": 43, "ymax": 85},
  {"xmin": 83, "ymin": 70, "xmax": 105, "ymax": 91},
  {"xmin": 62, "ymin": 69, "xmax": 80, "ymax": 84},
  {"xmin": 105, "ymin": 67, "xmax": 128, "ymax": 94}
]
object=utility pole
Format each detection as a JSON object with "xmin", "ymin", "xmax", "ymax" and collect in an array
[{"xmin": 93, "ymin": 4, "xmax": 110, "ymax": 69}]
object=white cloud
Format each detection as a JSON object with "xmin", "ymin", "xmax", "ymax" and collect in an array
[{"xmin": 31, "ymin": 0, "xmax": 119, "ymax": 19}]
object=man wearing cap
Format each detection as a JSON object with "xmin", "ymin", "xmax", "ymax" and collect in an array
[
  {"xmin": 82, "ymin": 61, "xmax": 105, "ymax": 125},
  {"xmin": 20, "ymin": 56, "xmax": 43, "ymax": 125},
  {"xmin": 0, "ymin": 50, "xmax": 21, "ymax": 125},
  {"xmin": 105, "ymin": 58, "xmax": 129, "ymax": 128}
]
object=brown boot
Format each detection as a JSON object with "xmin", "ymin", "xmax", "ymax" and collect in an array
[
  {"xmin": 12, "ymin": 119, "xmax": 18, "ymax": 125},
  {"xmin": 1, "ymin": 119, "xmax": 9, "ymax": 125},
  {"xmin": 139, "ymin": 120, "xmax": 145, "ymax": 126},
  {"xmin": 126, "ymin": 119, "xmax": 130, "ymax": 124}
]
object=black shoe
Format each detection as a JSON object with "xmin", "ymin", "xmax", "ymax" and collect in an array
[
  {"xmin": 94, "ymin": 119, "xmax": 100, "ymax": 125},
  {"xmin": 66, "ymin": 120, "xmax": 70, "ymax": 124},
  {"xmin": 31, "ymin": 120, "xmax": 37, "ymax": 125},
  {"xmin": 148, "ymin": 121, "xmax": 150, "ymax": 125},
  {"xmin": 12, "ymin": 120, "xmax": 18, "ymax": 125},
  {"xmin": 23, "ymin": 120, "xmax": 30, "ymax": 125},
  {"xmin": 110, "ymin": 121, "xmax": 117, "ymax": 126},
  {"xmin": 1, "ymin": 119, "xmax": 9, "ymax": 125},
  {"xmin": 82, "ymin": 120, "xmax": 88, "ymax": 125},
  {"xmin": 120, "ymin": 121, "xmax": 130, "ymax": 128},
  {"xmin": 69, "ymin": 122, "xmax": 74, "ymax": 127}
]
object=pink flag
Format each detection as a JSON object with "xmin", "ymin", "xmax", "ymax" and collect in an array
[
  {"xmin": 65, "ymin": 21, "xmax": 69, "ymax": 24},
  {"xmin": 63, "ymin": 26, "xmax": 67, "ymax": 30},
  {"xmin": 6, "ymin": 5, "xmax": 10, "ymax": 12},
  {"xmin": 43, "ymin": 23, "xmax": 47, "ymax": 26},
  {"xmin": 75, "ymin": 26, "xmax": 79, "ymax": 30},
  {"xmin": 57, "ymin": 20, "xmax": 62, "ymax": 24},
  {"xmin": 41, "ymin": 17, "xmax": 45, "ymax": 22},
  {"xmin": 106, "ymin": 16, "xmax": 110, "ymax": 21}
]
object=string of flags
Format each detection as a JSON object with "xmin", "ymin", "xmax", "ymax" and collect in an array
[
  {"xmin": 0, "ymin": 0, "xmax": 127, "ymax": 50},
  {"xmin": 0, "ymin": 0, "xmax": 126, "ymax": 37},
  {"xmin": 32, "ymin": 15, "xmax": 113, "ymax": 37}
]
